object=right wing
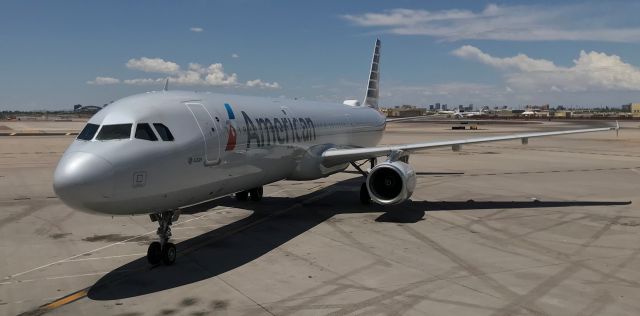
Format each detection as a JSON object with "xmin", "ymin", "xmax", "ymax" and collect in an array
[
  {"xmin": 385, "ymin": 116, "xmax": 539, "ymax": 125},
  {"xmin": 322, "ymin": 126, "xmax": 616, "ymax": 167}
]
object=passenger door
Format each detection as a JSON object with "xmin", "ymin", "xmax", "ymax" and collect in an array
[{"xmin": 186, "ymin": 102, "xmax": 221, "ymax": 165}]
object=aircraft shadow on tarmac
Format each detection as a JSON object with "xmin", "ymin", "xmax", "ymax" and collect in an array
[{"xmin": 87, "ymin": 177, "xmax": 631, "ymax": 300}]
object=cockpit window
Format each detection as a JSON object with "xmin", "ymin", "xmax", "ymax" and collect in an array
[
  {"xmin": 96, "ymin": 124, "xmax": 132, "ymax": 140},
  {"xmin": 135, "ymin": 123, "xmax": 158, "ymax": 141},
  {"xmin": 77, "ymin": 123, "xmax": 99, "ymax": 140},
  {"xmin": 153, "ymin": 123, "xmax": 174, "ymax": 141}
]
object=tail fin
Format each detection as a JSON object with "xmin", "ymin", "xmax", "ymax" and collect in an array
[{"xmin": 363, "ymin": 38, "xmax": 381, "ymax": 109}]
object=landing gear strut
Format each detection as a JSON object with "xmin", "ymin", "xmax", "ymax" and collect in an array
[
  {"xmin": 350, "ymin": 158, "xmax": 376, "ymax": 205},
  {"xmin": 249, "ymin": 186, "xmax": 263, "ymax": 201},
  {"xmin": 360, "ymin": 183, "xmax": 371, "ymax": 204},
  {"xmin": 147, "ymin": 210, "xmax": 179, "ymax": 265},
  {"xmin": 235, "ymin": 186, "xmax": 263, "ymax": 201},
  {"xmin": 235, "ymin": 190, "xmax": 249, "ymax": 201}
]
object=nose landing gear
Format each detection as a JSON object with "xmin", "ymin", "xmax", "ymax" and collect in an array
[{"xmin": 147, "ymin": 210, "xmax": 179, "ymax": 265}]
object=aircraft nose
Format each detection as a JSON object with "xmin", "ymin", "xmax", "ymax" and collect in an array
[{"xmin": 53, "ymin": 152, "xmax": 115, "ymax": 211}]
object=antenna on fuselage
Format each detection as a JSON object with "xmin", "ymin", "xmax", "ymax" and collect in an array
[{"xmin": 163, "ymin": 78, "xmax": 169, "ymax": 91}]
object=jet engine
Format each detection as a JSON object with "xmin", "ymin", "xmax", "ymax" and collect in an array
[{"xmin": 366, "ymin": 161, "xmax": 416, "ymax": 205}]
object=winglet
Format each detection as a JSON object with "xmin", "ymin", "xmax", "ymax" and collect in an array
[
  {"xmin": 363, "ymin": 38, "xmax": 381, "ymax": 109},
  {"xmin": 163, "ymin": 78, "xmax": 169, "ymax": 91}
]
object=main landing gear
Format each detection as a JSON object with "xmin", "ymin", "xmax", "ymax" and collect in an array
[
  {"xmin": 147, "ymin": 210, "xmax": 179, "ymax": 265},
  {"xmin": 360, "ymin": 183, "xmax": 371, "ymax": 205},
  {"xmin": 350, "ymin": 158, "xmax": 377, "ymax": 205},
  {"xmin": 235, "ymin": 186, "xmax": 263, "ymax": 201}
]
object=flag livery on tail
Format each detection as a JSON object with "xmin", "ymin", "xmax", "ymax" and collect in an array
[{"xmin": 363, "ymin": 38, "xmax": 381, "ymax": 109}]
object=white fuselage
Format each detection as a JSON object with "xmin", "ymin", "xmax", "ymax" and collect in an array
[{"xmin": 53, "ymin": 91, "xmax": 386, "ymax": 215}]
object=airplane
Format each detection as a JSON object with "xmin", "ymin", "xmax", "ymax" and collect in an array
[
  {"xmin": 436, "ymin": 109, "xmax": 457, "ymax": 116},
  {"xmin": 435, "ymin": 109, "xmax": 477, "ymax": 118},
  {"xmin": 53, "ymin": 39, "xmax": 617, "ymax": 266},
  {"xmin": 453, "ymin": 107, "xmax": 488, "ymax": 118}
]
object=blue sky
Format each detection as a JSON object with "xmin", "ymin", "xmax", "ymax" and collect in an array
[{"xmin": 2, "ymin": 0, "xmax": 640, "ymax": 110}]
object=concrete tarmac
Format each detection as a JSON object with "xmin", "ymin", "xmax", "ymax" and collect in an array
[{"xmin": 1, "ymin": 120, "xmax": 639, "ymax": 315}]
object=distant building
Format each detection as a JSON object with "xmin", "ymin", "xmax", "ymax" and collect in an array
[
  {"xmin": 621, "ymin": 103, "xmax": 631, "ymax": 112},
  {"xmin": 384, "ymin": 105, "xmax": 427, "ymax": 117},
  {"xmin": 496, "ymin": 109, "xmax": 519, "ymax": 117},
  {"xmin": 632, "ymin": 103, "xmax": 640, "ymax": 117}
]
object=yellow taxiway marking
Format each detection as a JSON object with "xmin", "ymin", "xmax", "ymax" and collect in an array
[
  {"xmin": 12, "ymin": 188, "xmax": 304, "ymax": 314},
  {"xmin": 41, "ymin": 288, "xmax": 89, "ymax": 310}
]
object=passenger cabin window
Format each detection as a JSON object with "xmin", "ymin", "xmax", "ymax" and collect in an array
[
  {"xmin": 77, "ymin": 123, "xmax": 99, "ymax": 140},
  {"xmin": 96, "ymin": 124, "xmax": 132, "ymax": 140},
  {"xmin": 153, "ymin": 123, "xmax": 174, "ymax": 141},
  {"xmin": 135, "ymin": 123, "xmax": 158, "ymax": 141}
]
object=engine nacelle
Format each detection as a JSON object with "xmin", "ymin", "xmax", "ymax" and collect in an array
[{"xmin": 366, "ymin": 161, "xmax": 416, "ymax": 205}]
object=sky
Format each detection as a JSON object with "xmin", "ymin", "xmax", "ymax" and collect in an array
[{"xmin": 3, "ymin": 0, "xmax": 640, "ymax": 110}]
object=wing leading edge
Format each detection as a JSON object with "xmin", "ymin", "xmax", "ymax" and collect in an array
[{"xmin": 322, "ymin": 126, "xmax": 616, "ymax": 167}]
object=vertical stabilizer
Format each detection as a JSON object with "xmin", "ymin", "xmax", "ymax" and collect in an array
[{"xmin": 363, "ymin": 38, "xmax": 381, "ymax": 109}]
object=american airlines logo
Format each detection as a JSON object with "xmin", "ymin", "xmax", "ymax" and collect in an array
[
  {"xmin": 224, "ymin": 103, "xmax": 237, "ymax": 151},
  {"xmin": 240, "ymin": 111, "xmax": 316, "ymax": 148}
]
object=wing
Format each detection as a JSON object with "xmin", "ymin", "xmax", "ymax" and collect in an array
[
  {"xmin": 385, "ymin": 116, "xmax": 540, "ymax": 125},
  {"xmin": 322, "ymin": 126, "xmax": 616, "ymax": 167},
  {"xmin": 385, "ymin": 116, "xmax": 428, "ymax": 122}
]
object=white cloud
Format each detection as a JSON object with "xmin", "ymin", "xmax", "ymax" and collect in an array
[
  {"xmin": 452, "ymin": 45, "xmax": 640, "ymax": 92},
  {"xmin": 452, "ymin": 45, "xmax": 556, "ymax": 72},
  {"xmin": 246, "ymin": 79, "xmax": 281, "ymax": 89},
  {"xmin": 87, "ymin": 76, "xmax": 120, "ymax": 85},
  {"xmin": 124, "ymin": 60, "xmax": 239, "ymax": 86},
  {"xmin": 231, "ymin": 53, "xmax": 239, "ymax": 59},
  {"xmin": 190, "ymin": 27, "xmax": 203, "ymax": 33},
  {"xmin": 343, "ymin": 4, "xmax": 640, "ymax": 42},
  {"xmin": 203, "ymin": 63, "xmax": 239, "ymax": 86},
  {"xmin": 126, "ymin": 57, "xmax": 180, "ymax": 74},
  {"xmin": 91, "ymin": 58, "xmax": 279, "ymax": 89},
  {"xmin": 123, "ymin": 78, "xmax": 163, "ymax": 85}
]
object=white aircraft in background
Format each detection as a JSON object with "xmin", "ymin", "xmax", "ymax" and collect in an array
[
  {"xmin": 454, "ymin": 107, "xmax": 489, "ymax": 118},
  {"xmin": 436, "ymin": 109, "xmax": 457, "ymax": 116},
  {"xmin": 53, "ymin": 39, "xmax": 617, "ymax": 265}
]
